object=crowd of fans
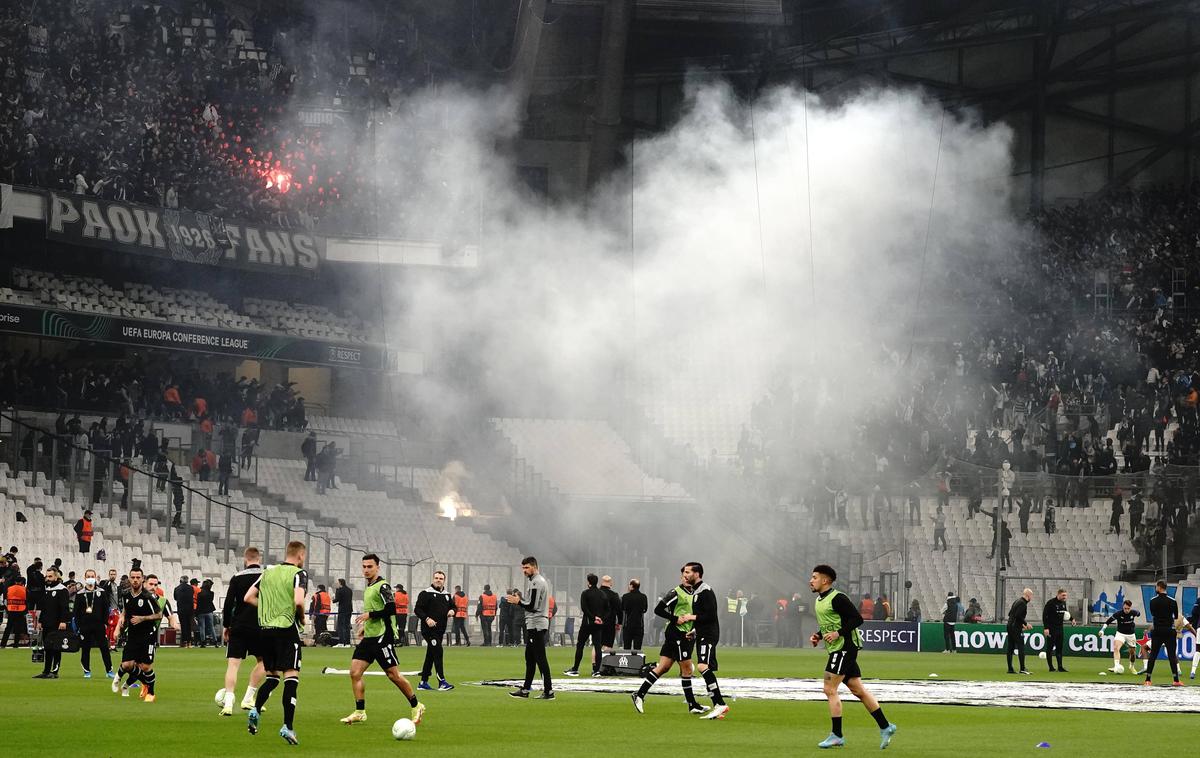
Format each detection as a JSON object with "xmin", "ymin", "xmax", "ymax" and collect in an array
[
  {"xmin": 0, "ymin": 0, "xmax": 473, "ymax": 236},
  {"xmin": 719, "ymin": 185, "xmax": 1200, "ymax": 577}
]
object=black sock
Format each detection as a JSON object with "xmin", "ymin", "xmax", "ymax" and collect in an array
[
  {"xmin": 282, "ymin": 676, "xmax": 299, "ymax": 730},
  {"xmin": 143, "ymin": 670, "xmax": 156, "ymax": 695},
  {"xmin": 407, "ymin": 694, "xmax": 419, "ymax": 707},
  {"xmin": 256, "ymin": 675, "xmax": 280, "ymax": 710},
  {"xmin": 702, "ymin": 669, "xmax": 725, "ymax": 706},
  {"xmin": 870, "ymin": 707, "xmax": 890, "ymax": 729},
  {"xmin": 832, "ymin": 716, "xmax": 843, "ymax": 737},
  {"xmin": 636, "ymin": 669, "xmax": 659, "ymax": 697},
  {"xmin": 124, "ymin": 668, "xmax": 141, "ymax": 688},
  {"xmin": 355, "ymin": 699, "xmax": 365, "ymax": 711},
  {"xmin": 681, "ymin": 676, "xmax": 698, "ymax": 706}
]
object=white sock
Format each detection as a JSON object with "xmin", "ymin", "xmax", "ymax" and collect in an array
[
  {"xmin": 242, "ymin": 685, "xmax": 257, "ymax": 703},
  {"xmin": 224, "ymin": 691, "xmax": 235, "ymax": 709},
  {"xmin": 1192, "ymin": 656, "xmax": 1199, "ymax": 675}
]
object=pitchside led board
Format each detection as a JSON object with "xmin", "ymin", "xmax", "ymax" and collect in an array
[
  {"xmin": 45, "ymin": 192, "xmax": 324, "ymax": 275},
  {"xmin": 910, "ymin": 583, "xmax": 1199, "ymax": 660}
]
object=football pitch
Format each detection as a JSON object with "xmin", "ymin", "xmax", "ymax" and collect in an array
[{"xmin": 4, "ymin": 645, "xmax": 1194, "ymax": 756}]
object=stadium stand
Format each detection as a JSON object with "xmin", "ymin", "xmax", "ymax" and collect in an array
[
  {"xmin": 492, "ymin": 417, "xmax": 691, "ymax": 501},
  {"xmin": 8, "ymin": 268, "xmax": 379, "ymax": 343}
]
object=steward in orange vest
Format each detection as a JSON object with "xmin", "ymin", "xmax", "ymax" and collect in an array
[
  {"xmin": 451, "ymin": 587, "xmax": 471, "ymax": 646},
  {"xmin": 3, "ymin": 579, "xmax": 28, "ymax": 646},
  {"xmin": 311, "ymin": 585, "xmax": 332, "ymax": 637},
  {"xmin": 74, "ymin": 511, "xmax": 95, "ymax": 554},
  {"xmin": 393, "ymin": 585, "xmax": 410, "ymax": 646},
  {"xmin": 476, "ymin": 586, "xmax": 497, "ymax": 646}
]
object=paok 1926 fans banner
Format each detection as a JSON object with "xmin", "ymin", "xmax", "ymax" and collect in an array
[
  {"xmin": 0, "ymin": 304, "xmax": 382, "ymax": 369},
  {"xmin": 46, "ymin": 192, "xmax": 324, "ymax": 274}
]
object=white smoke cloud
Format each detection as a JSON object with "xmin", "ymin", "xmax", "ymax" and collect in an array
[{"xmin": 385, "ymin": 81, "xmax": 1018, "ymax": 454}]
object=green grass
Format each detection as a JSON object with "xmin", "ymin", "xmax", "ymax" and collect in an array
[{"xmin": 3, "ymin": 644, "xmax": 1192, "ymax": 756}]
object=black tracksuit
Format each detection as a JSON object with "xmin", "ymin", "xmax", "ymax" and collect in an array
[
  {"xmin": 601, "ymin": 586, "xmax": 621, "ymax": 648},
  {"xmin": 173, "ymin": 582, "xmax": 194, "ymax": 645},
  {"xmin": 1004, "ymin": 597, "xmax": 1029, "ymax": 672},
  {"xmin": 1145, "ymin": 592, "xmax": 1180, "ymax": 681},
  {"xmin": 620, "ymin": 589, "xmax": 648, "ymax": 650},
  {"xmin": 414, "ymin": 585, "xmax": 453, "ymax": 682},
  {"xmin": 38, "ymin": 581, "xmax": 70, "ymax": 675},
  {"xmin": 75, "ymin": 587, "xmax": 112, "ymax": 674},
  {"xmin": 1042, "ymin": 598, "xmax": 1067, "ymax": 671},
  {"xmin": 571, "ymin": 586, "xmax": 610, "ymax": 673}
]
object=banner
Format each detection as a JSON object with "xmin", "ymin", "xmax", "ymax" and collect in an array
[
  {"xmin": 46, "ymin": 192, "xmax": 324, "ymax": 275},
  {"xmin": 919, "ymin": 622, "xmax": 1197, "ymax": 660},
  {"xmin": 859, "ymin": 621, "xmax": 920, "ymax": 652},
  {"xmin": 0, "ymin": 304, "xmax": 383, "ymax": 369}
]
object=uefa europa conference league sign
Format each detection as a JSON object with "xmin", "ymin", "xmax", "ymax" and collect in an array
[{"xmin": 46, "ymin": 192, "xmax": 324, "ymax": 274}]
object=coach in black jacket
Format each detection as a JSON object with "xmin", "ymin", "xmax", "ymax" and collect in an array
[
  {"xmin": 75, "ymin": 570, "xmax": 112, "ymax": 677},
  {"xmin": 621, "ymin": 580, "xmax": 648, "ymax": 650},
  {"xmin": 1004, "ymin": 588, "xmax": 1033, "ymax": 674},
  {"xmin": 414, "ymin": 570, "xmax": 455, "ymax": 689},
  {"xmin": 174, "ymin": 576, "xmax": 194, "ymax": 648},
  {"xmin": 35, "ymin": 566, "xmax": 70, "ymax": 678},
  {"xmin": 1042, "ymin": 589, "xmax": 1068, "ymax": 672},
  {"xmin": 566, "ymin": 574, "xmax": 610, "ymax": 676}
]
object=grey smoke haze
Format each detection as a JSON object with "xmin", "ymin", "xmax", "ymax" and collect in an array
[{"xmin": 388, "ymin": 82, "xmax": 1018, "ymax": 453}]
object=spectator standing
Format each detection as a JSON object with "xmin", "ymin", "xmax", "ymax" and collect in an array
[
  {"xmin": 217, "ymin": 452, "xmax": 233, "ymax": 496},
  {"xmin": 196, "ymin": 579, "xmax": 217, "ymax": 647},
  {"xmin": 941, "ymin": 591, "xmax": 959, "ymax": 653},
  {"xmin": 301, "ymin": 432, "xmax": 317, "ymax": 481},
  {"xmin": 933, "ymin": 506, "xmax": 948, "ymax": 551}
]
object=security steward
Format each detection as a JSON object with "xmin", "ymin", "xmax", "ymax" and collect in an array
[
  {"xmin": 312, "ymin": 585, "xmax": 332, "ymax": 637},
  {"xmin": 34, "ymin": 565, "xmax": 70, "ymax": 678},
  {"xmin": 451, "ymin": 585, "xmax": 471, "ymax": 646},
  {"xmin": 2, "ymin": 577, "xmax": 28, "ymax": 647},
  {"xmin": 76, "ymin": 569, "xmax": 113, "ymax": 677},
  {"xmin": 393, "ymin": 584, "xmax": 409, "ymax": 646},
  {"xmin": 476, "ymin": 585, "xmax": 497, "ymax": 646},
  {"xmin": 74, "ymin": 510, "xmax": 95, "ymax": 554}
]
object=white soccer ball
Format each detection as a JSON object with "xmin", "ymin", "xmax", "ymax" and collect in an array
[
  {"xmin": 1038, "ymin": 652, "xmax": 1047, "ymax": 659},
  {"xmin": 392, "ymin": 718, "xmax": 417, "ymax": 741},
  {"xmin": 1112, "ymin": 663, "xmax": 1125, "ymax": 674},
  {"xmin": 1062, "ymin": 611, "xmax": 1071, "ymax": 622},
  {"xmin": 214, "ymin": 688, "xmax": 228, "ymax": 708}
]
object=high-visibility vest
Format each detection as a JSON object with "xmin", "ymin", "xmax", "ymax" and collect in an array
[
  {"xmin": 548, "ymin": 595, "xmax": 556, "ymax": 617},
  {"xmin": 192, "ymin": 585, "xmax": 201, "ymax": 609},
  {"xmin": 726, "ymin": 596, "xmax": 738, "ymax": 613},
  {"xmin": 6, "ymin": 585, "xmax": 26, "ymax": 612},
  {"xmin": 481, "ymin": 594, "xmax": 497, "ymax": 617},
  {"xmin": 394, "ymin": 591, "xmax": 409, "ymax": 615},
  {"xmin": 454, "ymin": 594, "xmax": 468, "ymax": 618},
  {"xmin": 315, "ymin": 591, "xmax": 331, "ymax": 615},
  {"xmin": 80, "ymin": 518, "xmax": 93, "ymax": 542}
]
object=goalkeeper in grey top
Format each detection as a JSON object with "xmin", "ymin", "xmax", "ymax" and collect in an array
[{"xmin": 506, "ymin": 556, "xmax": 554, "ymax": 699}]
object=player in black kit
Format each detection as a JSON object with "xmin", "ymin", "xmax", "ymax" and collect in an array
[
  {"xmin": 1098, "ymin": 599, "xmax": 1140, "ymax": 674},
  {"xmin": 685, "ymin": 564, "xmax": 730, "ymax": 720},
  {"xmin": 111, "ymin": 567, "xmax": 162, "ymax": 701},
  {"xmin": 1144, "ymin": 580, "xmax": 1182, "ymax": 686},
  {"xmin": 1004, "ymin": 588, "xmax": 1033, "ymax": 675}
]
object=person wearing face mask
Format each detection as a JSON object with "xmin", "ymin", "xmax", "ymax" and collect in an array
[{"xmin": 76, "ymin": 569, "xmax": 114, "ymax": 678}]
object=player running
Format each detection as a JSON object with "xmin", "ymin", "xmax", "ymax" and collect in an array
[
  {"xmin": 631, "ymin": 563, "xmax": 708, "ymax": 715},
  {"xmin": 219, "ymin": 547, "xmax": 266, "ymax": 715},
  {"xmin": 809, "ymin": 564, "xmax": 897, "ymax": 750},
  {"xmin": 340, "ymin": 553, "xmax": 425, "ymax": 727},
  {"xmin": 245, "ymin": 540, "xmax": 308, "ymax": 744},
  {"xmin": 110, "ymin": 567, "xmax": 162, "ymax": 702},
  {"xmin": 1097, "ymin": 599, "xmax": 1140, "ymax": 674}
]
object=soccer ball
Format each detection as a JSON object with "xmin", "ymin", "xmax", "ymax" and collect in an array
[
  {"xmin": 1038, "ymin": 652, "xmax": 1047, "ymax": 659},
  {"xmin": 1062, "ymin": 611, "xmax": 1071, "ymax": 622},
  {"xmin": 214, "ymin": 688, "xmax": 228, "ymax": 708},
  {"xmin": 1111, "ymin": 663, "xmax": 1125, "ymax": 674},
  {"xmin": 392, "ymin": 718, "xmax": 417, "ymax": 741}
]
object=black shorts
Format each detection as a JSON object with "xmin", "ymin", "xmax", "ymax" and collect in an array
[
  {"xmin": 601, "ymin": 625, "xmax": 616, "ymax": 648},
  {"xmin": 260, "ymin": 628, "xmax": 302, "ymax": 672},
  {"xmin": 122, "ymin": 636, "xmax": 156, "ymax": 665},
  {"xmin": 660, "ymin": 634, "xmax": 694, "ymax": 662},
  {"xmin": 353, "ymin": 637, "xmax": 399, "ymax": 670},
  {"xmin": 825, "ymin": 646, "xmax": 861, "ymax": 680},
  {"xmin": 226, "ymin": 627, "xmax": 262, "ymax": 660},
  {"xmin": 695, "ymin": 637, "xmax": 719, "ymax": 670}
]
